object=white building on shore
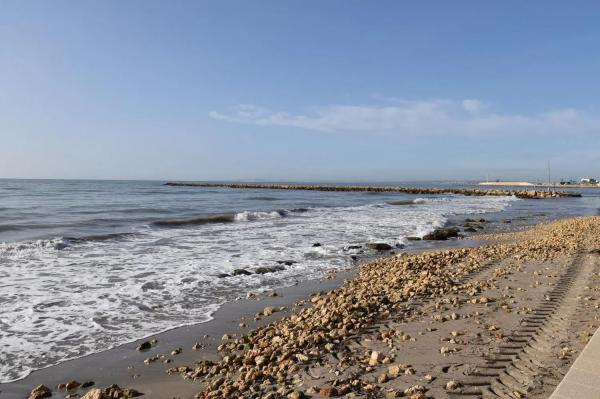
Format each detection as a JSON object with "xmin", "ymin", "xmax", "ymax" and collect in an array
[{"xmin": 580, "ymin": 177, "xmax": 599, "ymax": 185}]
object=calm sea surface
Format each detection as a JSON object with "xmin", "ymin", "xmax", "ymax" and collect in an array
[{"xmin": 1, "ymin": 179, "xmax": 598, "ymax": 382}]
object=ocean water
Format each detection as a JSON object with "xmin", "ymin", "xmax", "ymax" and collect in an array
[{"xmin": 0, "ymin": 179, "xmax": 596, "ymax": 383}]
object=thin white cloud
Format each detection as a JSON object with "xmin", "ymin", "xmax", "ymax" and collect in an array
[
  {"xmin": 462, "ymin": 99, "xmax": 482, "ymax": 113},
  {"xmin": 209, "ymin": 99, "xmax": 600, "ymax": 137}
]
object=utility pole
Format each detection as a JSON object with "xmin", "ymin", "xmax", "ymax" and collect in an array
[{"xmin": 547, "ymin": 160, "xmax": 551, "ymax": 191}]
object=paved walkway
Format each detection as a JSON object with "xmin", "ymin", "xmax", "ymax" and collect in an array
[{"xmin": 550, "ymin": 327, "xmax": 600, "ymax": 398}]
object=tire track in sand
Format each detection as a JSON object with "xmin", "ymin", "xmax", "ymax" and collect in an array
[{"xmin": 449, "ymin": 253, "xmax": 597, "ymax": 398}]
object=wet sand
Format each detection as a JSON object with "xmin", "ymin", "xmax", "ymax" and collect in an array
[
  {"xmin": 1, "ymin": 269, "xmax": 359, "ymax": 399},
  {"xmin": 6, "ymin": 217, "xmax": 600, "ymax": 399}
]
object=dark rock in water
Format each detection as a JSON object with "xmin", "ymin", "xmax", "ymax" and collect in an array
[
  {"xmin": 346, "ymin": 245, "xmax": 362, "ymax": 250},
  {"xmin": 81, "ymin": 381, "xmax": 95, "ymax": 388},
  {"xmin": 217, "ymin": 273, "xmax": 230, "ymax": 278},
  {"xmin": 465, "ymin": 218, "xmax": 487, "ymax": 223},
  {"xmin": 395, "ymin": 243, "xmax": 405, "ymax": 248},
  {"xmin": 406, "ymin": 236, "xmax": 422, "ymax": 241},
  {"xmin": 464, "ymin": 227, "xmax": 477, "ymax": 233},
  {"xmin": 29, "ymin": 385, "xmax": 52, "ymax": 399},
  {"xmin": 366, "ymin": 243, "xmax": 393, "ymax": 251},
  {"xmin": 463, "ymin": 218, "xmax": 486, "ymax": 231},
  {"xmin": 233, "ymin": 269, "xmax": 252, "ymax": 276},
  {"xmin": 255, "ymin": 265, "xmax": 285, "ymax": 274},
  {"xmin": 141, "ymin": 281, "xmax": 164, "ymax": 291},
  {"xmin": 387, "ymin": 200, "xmax": 415, "ymax": 206},
  {"xmin": 350, "ymin": 255, "xmax": 358, "ymax": 260},
  {"xmin": 54, "ymin": 242, "xmax": 68, "ymax": 250},
  {"xmin": 504, "ymin": 220, "xmax": 512, "ymax": 223},
  {"xmin": 312, "ymin": 243, "xmax": 322, "ymax": 247},
  {"xmin": 276, "ymin": 260, "xmax": 296, "ymax": 266},
  {"xmin": 291, "ymin": 207, "xmax": 309, "ymax": 213},
  {"xmin": 422, "ymin": 227, "xmax": 460, "ymax": 240},
  {"xmin": 136, "ymin": 341, "xmax": 152, "ymax": 351}
]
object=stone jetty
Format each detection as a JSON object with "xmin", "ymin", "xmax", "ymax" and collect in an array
[{"xmin": 164, "ymin": 182, "xmax": 581, "ymax": 199}]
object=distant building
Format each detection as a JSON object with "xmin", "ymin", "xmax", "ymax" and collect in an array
[{"xmin": 580, "ymin": 177, "xmax": 598, "ymax": 185}]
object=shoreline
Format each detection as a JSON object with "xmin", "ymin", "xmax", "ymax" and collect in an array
[
  {"xmin": 163, "ymin": 182, "xmax": 581, "ymax": 199},
  {"xmin": 6, "ymin": 216, "xmax": 600, "ymax": 399},
  {"xmin": 0, "ymin": 220, "xmax": 494, "ymax": 398},
  {"xmin": 1, "ymin": 268, "xmax": 357, "ymax": 398}
]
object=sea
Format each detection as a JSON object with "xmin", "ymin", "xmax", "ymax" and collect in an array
[{"xmin": 1, "ymin": 179, "xmax": 599, "ymax": 383}]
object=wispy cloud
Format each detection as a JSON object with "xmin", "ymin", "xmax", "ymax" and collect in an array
[{"xmin": 209, "ymin": 99, "xmax": 600, "ymax": 137}]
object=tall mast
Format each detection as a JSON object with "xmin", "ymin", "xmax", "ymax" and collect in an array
[{"xmin": 547, "ymin": 160, "xmax": 551, "ymax": 191}]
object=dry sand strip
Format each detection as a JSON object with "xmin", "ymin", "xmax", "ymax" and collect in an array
[
  {"xmin": 163, "ymin": 182, "xmax": 581, "ymax": 199},
  {"xmin": 24, "ymin": 217, "xmax": 600, "ymax": 399}
]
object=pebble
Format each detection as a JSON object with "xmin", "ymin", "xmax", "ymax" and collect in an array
[{"xmin": 263, "ymin": 306, "xmax": 276, "ymax": 316}]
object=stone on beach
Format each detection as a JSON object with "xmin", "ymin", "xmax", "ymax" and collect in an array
[
  {"xmin": 388, "ymin": 364, "xmax": 402, "ymax": 377},
  {"xmin": 445, "ymin": 380, "xmax": 461, "ymax": 391},
  {"xmin": 29, "ymin": 385, "xmax": 52, "ymax": 399},
  {"xmin": 102, "ymin": 384, "xmax": 143, "ymax": 398},
  {"xmin": 81, "ymin": 388, "xmax": 104, "ymax": 399},
  {"xmin": 136, "ymin": 341, "xmax": 152, "ymax": 351},
  {"xmin": 171, "ymin": 347, "xmax": 182, "ymax": 355},
  {"xmin": 263, "ymin": 306, "xmax": 276, "ymax": 316},
  {"xmin": 319, "ymin": 387, "xmax": 338, "ymax": 397},
  {"xmin": 369, "ymin": 350, "xmax": 383, "ymax": 365},
  {"xmin": 367, "ymin": 243, "xmax": 393, "ymax": 251},
  {"xmin": 422, "ymin": 227, "xmax": 460, "ymax": 240},
  {"xmin": 65, "ymin": 380, "xmax": 80, "ymax": 390}
]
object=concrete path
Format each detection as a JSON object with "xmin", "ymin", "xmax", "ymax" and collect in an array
[{"xmin": 550, "ymin": 327, "xmax": 600, "ymax": 398}]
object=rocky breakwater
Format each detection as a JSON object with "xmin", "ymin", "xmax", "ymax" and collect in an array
[
  {"xmin": 163, "ymin": 216, "xmax": 600, "ymax": 399},
  {"xmin": 164, "ymin": 182, "xmax": 581, "ymax": 199}
]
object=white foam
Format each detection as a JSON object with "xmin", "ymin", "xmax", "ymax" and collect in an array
[
  {"xmin": 234, "ymin": 210, "xmax": 285, "ymax": 221},
  {"xmin": 0, "ymin": 194, "xmax": 518, "ymax": 382}
]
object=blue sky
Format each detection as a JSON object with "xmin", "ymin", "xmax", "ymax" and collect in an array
[{"xmin": 1, "ymin": 1, "xmax": 600, "ymax": 182}]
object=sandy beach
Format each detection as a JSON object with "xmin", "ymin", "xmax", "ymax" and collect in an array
[
  {"xmin": 5, "ymin": 216, "xmax": 600, "ymax": 399},
  {"xmin": 5, "ymin": 2, "xmax": 600, "ymax": 398}
]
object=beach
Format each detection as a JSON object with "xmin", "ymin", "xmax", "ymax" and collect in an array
[
  {"xmin": 1, "ymin": 180, "xmax": 535, "ymax": 385},
  {"xmin": 4, "ymin": 2, "xmax": 600, "ymax": 397},
  {"xmin": 5, "ymin": 215, "xmax": 600, "ymax": 399}
]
